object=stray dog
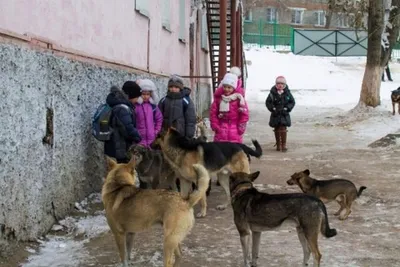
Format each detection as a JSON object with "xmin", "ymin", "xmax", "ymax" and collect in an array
[
  {"xmin": 129, "ymin": 144, "xmax": 175, "ymax": 189},
  {"xmin": 391, "ymin": 87, "xmax": 400, "ymax": 115},
  {"xmin": 195, "ymin": 116, "xmax": 208, "ymax": 142},
  {"xmin": 230, "ymin": 171, "xmax": 337, "ymax": 267},
  {"xmin": 154, "ymin": 127, "xmax": 262, "ymax": 217},
  {"xmin": 287, "ymin": 169, "xmax": 367, "ymax": 220},
  {"xmin": 102, "ymin": 156, "xmax": 210, "ymax": 267}
]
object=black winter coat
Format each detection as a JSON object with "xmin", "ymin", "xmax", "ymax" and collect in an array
[
  {"xmin": 158, "ymin": 88, "xmax": 196, "ymax": 138},
  {"xmin": 265, "ymin": 86, "xmax": 296, "ymax": 127},
  {"xmin": 104, "ymin": 88, "xmax": 141, "ymax": 161}
]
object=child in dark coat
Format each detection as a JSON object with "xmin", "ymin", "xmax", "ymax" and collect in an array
[{"xmin": 265, "ymin": 76, "xmax": 295, "ymax": 152}]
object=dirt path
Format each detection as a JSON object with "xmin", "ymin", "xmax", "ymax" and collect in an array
[{"xmin": 7, "ymin": 101, "xmax": 400, "ymax": 267}]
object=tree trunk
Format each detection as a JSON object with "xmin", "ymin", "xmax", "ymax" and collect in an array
[
  {"xmin": 381, "ymin": 0, "xmax": 400, "ymax": 66},
  {"xmin": 359, "ymin": 0, "xmax": 384, "ymax": 107},
  {"xmin": 325, "ymin": 9, "xmax": 333, "ymax": 29}
]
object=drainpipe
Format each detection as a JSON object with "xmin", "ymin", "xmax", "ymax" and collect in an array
[
  {"xmin": 218, "ymin": 0, "xmax": 227, "ymax": 81},
  {"xmin": 231, "ymin": 0, "xmax": 237, "ymax": 67},
  {"xmin": 238, "ymin": 3, "xmax": 243, "ymax": 74},
  {"xmin": 189, "ymin": 22, "xmax": 195, "ymax": 88},
  {"xmin": 147, "ymin": 18, "xmax": 150, "ymax": 71}
]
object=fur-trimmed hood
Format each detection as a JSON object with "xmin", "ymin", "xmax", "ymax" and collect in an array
[{"xmin": 136, "ymin": 79, "xmax": 159, "ymax": 104}]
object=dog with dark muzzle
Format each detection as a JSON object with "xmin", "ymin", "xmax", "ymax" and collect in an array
[
  {"xmin": 230, "ymin": 171, "xmax": 337, "ymax": 267},
  {"xmin": 391, "ymin": 87, "xmax": 400, "ymax": 115},
  {"xmin": 129, "ymin": 144, "xmax": 175, "ymax": 190},
  {"xmin": 287, "ymin": 169, "xmax": 366, "ymax": 220}
]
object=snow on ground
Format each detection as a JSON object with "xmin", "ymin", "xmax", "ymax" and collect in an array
[
  {"xmin": 244, "ymin": 45, "xmax": 400, "ymax": 142},
  {"xmin": 19, "ymin": 46, "xmax": 400, "ymax": 267}
]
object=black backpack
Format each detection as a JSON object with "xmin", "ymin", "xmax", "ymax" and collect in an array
[{"xmin": 91, "ymin": 103, "xmax": 130, "ymax": 141}]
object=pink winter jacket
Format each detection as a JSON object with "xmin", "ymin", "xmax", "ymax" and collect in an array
[{"xmin": 210, "ymin": 84, "xmax": 249, "ymax": 143}]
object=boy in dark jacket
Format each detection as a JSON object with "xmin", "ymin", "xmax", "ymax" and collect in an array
[
  {"xmin": 158, "ymin": 75, "xmax": 196, "ymax": 138},
  {"xmin": 104, "ymin": 81, "xmax": 142, "ymax": 163},
  {"xmin": 265, "ymin": 76, "xmax": 295, "ymax": 152}
]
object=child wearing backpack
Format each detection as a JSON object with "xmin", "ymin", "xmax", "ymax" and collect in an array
[
  {"xmin": 135, "ymin": 79, "xmax": 163, "ymax": 148},
  {"xmin": 103, "ymin": 82, "xmax": 142, "ymax": 163},
  {"xmin": 158, "ymin": 75, "xmax": 196, "ymax": 138}
]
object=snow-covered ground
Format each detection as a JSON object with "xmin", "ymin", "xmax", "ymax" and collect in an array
[{"xmin": 18, "ymin": 46, "xmax": 400, "ymax": 267}]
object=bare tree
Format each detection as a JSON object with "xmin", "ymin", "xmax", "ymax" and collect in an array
[
  {"xmin": 381, "ymin": 0, "xmax": 400, "ymax": 67},
  {"xmin": 358, "ymin": 0, "xmax": 384, "ymax": 107}
]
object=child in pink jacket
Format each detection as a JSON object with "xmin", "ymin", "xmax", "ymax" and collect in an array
[{"xmin": 210, "ymin": 72, "xmax": 249, "ymax": 143}]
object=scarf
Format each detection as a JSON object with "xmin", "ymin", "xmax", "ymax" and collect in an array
[{"xmin": 219, "ymin": 93, "xmax": 245, "ymax": 112}]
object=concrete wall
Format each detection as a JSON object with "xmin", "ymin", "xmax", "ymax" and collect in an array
[
  {"xmin": 0, "ymin": 0, "xmax": 193, "ymax": 75},
  {"xmin": 0, "ymin": 39, "xmax": 210, "ymax": 252}
]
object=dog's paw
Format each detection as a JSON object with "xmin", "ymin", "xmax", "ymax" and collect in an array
[
  {"xmin": 196, "ymin": 211, "xmax": 206, "ymax": 218},
  {"xmin": 216, "ymin": 204, "xmax": 228, "ymax": 210}
]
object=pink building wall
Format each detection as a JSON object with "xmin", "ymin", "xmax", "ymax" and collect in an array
[{"xmin": 0, "ymin": 0, "xmax": 204, "ymax": 76}]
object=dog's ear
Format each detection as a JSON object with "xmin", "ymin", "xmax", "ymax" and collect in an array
[
  {"xmin": 303, "ymin": 169, "xmax": 310, "ymax": 175},
  {"xmin": 248, "ymin": 171, "xmax": 260, "ymax": 182},
  {"xmin": 125, "ymin": 155, "xmax": 136, "ymax": 170},
  {"xmin": 106, "ymin": 156, "xmax": 117, "ymax": 171}
]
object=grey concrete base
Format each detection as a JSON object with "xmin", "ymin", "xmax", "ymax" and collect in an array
[{"xmin": 0, "ymin": 42, "xmax": 210, "ymax": 250}]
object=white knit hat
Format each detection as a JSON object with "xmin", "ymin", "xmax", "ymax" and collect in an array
[
  {"xmin": 221, "ymin": 73, "xmax": 238, "ymax": 88},
  {"xmin": 229, "ymin": 66, "xmax": 242, "ymax": 77},
  {"xmin": 138, "ymin": 79, "xmax": 157, "ymax": 91},
  {"xmin": 275, "ymin": 76, "xmax": 287, "ymax": 84}
]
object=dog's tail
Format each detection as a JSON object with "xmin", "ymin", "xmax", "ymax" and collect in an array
[
  {"xmin": 357, "ymin": 186, "xmax": 367, "ymax": 197},
  {"xmin": 320, "ymin": 202, "xmax": 337, "ymax": 238},
  {"xmin": 240, "ymin": 139, "xmax": 263, "ymax": 159},
  {"xmin": 187, "ymin": 164, "xmax": 210, "ymax": 208}
]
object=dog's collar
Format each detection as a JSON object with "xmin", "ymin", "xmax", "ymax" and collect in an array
[{"xmin": 231, "ymin": 181, "xmax": 253, "ymax": 201}]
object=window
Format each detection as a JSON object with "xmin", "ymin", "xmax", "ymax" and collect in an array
[
  {"xmin": 162, "ymin": 0, "xmax": 171, "ymax": 31},
  {"xmin": 266, "ymin": 8, "xmax": 277, "ymax": 23},
  {"xmin": 179, "ymin": 0, "xmax": 186, "ymax": 42},
  {"xmin": 315, "ymin": 10, "xmax": 325, "ymax": 26},
  {"xmin": 291, "ymin": 9, "xmax": 303, "ymax": 24},
  {"xmin": 201, "ymin": 11, "xmax": 208, "ymax": 50},
  {"xmin": 135, "ymin": 0, "xmax": 149, "ymax": 17},
  {"xmin": 244, "ymin": 9, "xmax": 252, "ymax": 22}
]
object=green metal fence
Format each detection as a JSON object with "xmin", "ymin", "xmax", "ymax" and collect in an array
[
  {"xmin": 243, "ymin": 19, "xmax": 400, "ymax": 58},
  {"xmin": 243, "ymin": 19, "xmax": 292, "ymax": 49}
]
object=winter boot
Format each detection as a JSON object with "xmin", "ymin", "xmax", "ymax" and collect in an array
[
  {"xmin": 274, "ymin": 127, "xmax": 281, "ymax": 151},
  {"xmin": 281, "ymin": 127, "xmax": 288, "ymax": 152}
]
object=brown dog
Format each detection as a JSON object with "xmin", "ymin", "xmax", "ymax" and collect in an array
[
  {"xmin": 153, "ymin": 127, "xmax": 262, "ymax": 217},
  {"xmin": 287, "ymin": 169, "xmax": 367, "ymax": 220},
  {"xmin": 102, "ymin": 156, "xmax": 210, "ymax": 267},
  {"xmin": 391, "ymin": 88, "xmax": 400, "ymax": 115},
  {"xmin": 230, "ymin": 171, "xmax": 337, "ymax": 267}
]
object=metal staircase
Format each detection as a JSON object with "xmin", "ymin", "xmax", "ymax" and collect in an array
[{"xmin": 206, "ymin": 0, "xmax": 232, "ymax": 92}]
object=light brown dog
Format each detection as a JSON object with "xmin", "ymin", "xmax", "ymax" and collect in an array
[
  {"xmin": 287, "ymin": 169, "xmax": 367, "ymax": 220},
  {"xmin": 102, "ymin": 156, "xmax": 210, "ymax": 267}
]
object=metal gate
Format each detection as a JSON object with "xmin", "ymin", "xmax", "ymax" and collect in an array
[{"xmin": 292, "ymin": 29, "xmax": 368, "ymax": 56}]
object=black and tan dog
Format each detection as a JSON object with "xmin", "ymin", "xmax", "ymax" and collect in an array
[
  {"xmin": 230, "ymin": 171, "xmax": 337, "ymax": 267},
  {"xmin": 287, "ymin": 169, "xmax": 367, "ymax": 220},
  {"xmin": 391, "ymin": 87, "xmax": 400, "ymax": 115},
  {"xmin": 102, "ymin": 156, "xmax": 210, "ymax": 267},
  {"xmin": 154, "ymin": 127, "xmax": 262, "ymax": 217},
  {"xmin": 129, "ymin": 144, "xmax": 175, "ymax": 189}
]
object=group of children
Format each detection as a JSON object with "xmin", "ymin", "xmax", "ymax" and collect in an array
[
  {"xmin": 103, "ymin": 74, "xmax": 196, "ymax": 163},
  {"xmin": 104, "ymin": 67, "xmax": 295, "ymax": 164}
]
